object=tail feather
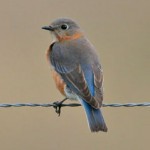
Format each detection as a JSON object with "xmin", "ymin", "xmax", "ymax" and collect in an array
[{"xmin": 79, "ymin": 99, "xmax": 108, "ymax": 132}]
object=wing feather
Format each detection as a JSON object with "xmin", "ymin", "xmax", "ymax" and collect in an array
[{"xmin": 92, "ymin": 65, "xmax": 104, "ymax": 107}]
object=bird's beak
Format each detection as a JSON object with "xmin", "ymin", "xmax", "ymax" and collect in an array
[{"xmin": 42, "ymin": 26, "xmax": 54, "ymax": 31}]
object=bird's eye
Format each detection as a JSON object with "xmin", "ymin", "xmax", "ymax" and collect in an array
[{"xmin": 61, "ymin": 24, "xmax": 69, "ymax": 30}]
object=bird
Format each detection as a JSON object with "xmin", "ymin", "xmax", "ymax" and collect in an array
[{"xmin": 42, "ymin": 18, "xmax": 108, "ymax": 132}]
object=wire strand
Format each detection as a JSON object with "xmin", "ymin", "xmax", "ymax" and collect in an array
[{"xmin": 0, "ymin": 102, "xmax": 149, "ymax": 108}]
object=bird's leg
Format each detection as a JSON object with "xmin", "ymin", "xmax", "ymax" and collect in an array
[{"xmin": 53, "ymin": 98, "xmax": 68, "ymax": 116}]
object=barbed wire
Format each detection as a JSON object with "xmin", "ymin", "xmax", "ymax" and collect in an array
[
  {"xmin": 0, "ymin": 102, "xmax": 149, "ymax": 108},
  {"xmin": 0, "ymin": 102, "xmax": 149, "ymax": 116}
]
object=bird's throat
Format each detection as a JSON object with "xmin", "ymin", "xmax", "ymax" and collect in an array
[{"xmin": 55, "ymin": 32, "xmax": 83, "ymax": 42}]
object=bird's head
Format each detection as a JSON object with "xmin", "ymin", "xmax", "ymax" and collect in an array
[{"xmin": 42, "ymin": 18, "xmax": 83, "ymax": 42}]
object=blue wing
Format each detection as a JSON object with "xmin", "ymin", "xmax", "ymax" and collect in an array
[{"xmin": 49, "ymin": 42, "xmax": 103, "ymax": 108}]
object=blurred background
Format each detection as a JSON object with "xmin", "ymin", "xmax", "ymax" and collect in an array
[{"xmin": 0, "ymin": 0, "xmax": 149, "ymax": 150}]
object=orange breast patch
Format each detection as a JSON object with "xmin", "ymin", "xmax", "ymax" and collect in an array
[
  {"xmin": 58, "ymin": 32, "xmax": 83, "ymax": 42},
  {"xmin": 51, "ymin": 70, "xmax": 66, "ymax": 96}
]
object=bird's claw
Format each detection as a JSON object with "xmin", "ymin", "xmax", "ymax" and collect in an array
[
  {"xmin": 53, "ymin": 98, "xmax": 68, "ymax": 116},
  {"xmin": 53, "ymin": 101, "xmax": 62, "ymax": 116}
]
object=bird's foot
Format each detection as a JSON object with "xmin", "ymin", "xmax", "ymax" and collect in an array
[{"xmin": 53, "ymin": 98, "xmax": 68, "ymax": 116}]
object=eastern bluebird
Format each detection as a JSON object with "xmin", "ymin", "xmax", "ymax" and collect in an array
[{"xmin": 42, "ymin": 18, "xmax": 108, "ymax": 132}]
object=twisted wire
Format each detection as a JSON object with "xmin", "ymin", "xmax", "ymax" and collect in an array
[{"xmin": 0, "ymin": 102, "xmax": 149, "ymax": 108}]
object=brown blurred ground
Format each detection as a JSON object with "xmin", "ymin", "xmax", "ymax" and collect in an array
[{"xmin": 0, "ymin": 0, "xmax": 149, "ymax": 150}]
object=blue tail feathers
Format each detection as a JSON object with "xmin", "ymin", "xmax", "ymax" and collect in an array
[{"xmin": 80, "ymin": 99, "xmax": 108, "ymax": 132}]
